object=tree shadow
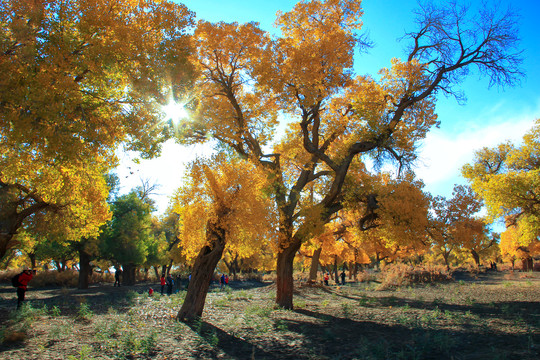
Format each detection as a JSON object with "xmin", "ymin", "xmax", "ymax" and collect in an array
[
  {"xmin": 292, "ymin": 308, "xmax": 538, "ymax": 359},
  {"xmin": 0, "ymin": 283, "xmax": 155, "ymax": 319},
  {"xmin": 315, "ymin": 284, "xmax": 539, "ymax": 328},
  {"xmin": 186, "ymin": 320, "xmax": 279, "ymax": 359}
]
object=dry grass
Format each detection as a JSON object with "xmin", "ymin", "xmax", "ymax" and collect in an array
[{"xmin": 378, "ymin": 263, "xmax": 452, "ymax": 289}]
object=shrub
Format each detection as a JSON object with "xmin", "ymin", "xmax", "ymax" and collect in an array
[
  {"xmin": 30, "ymin": 270, "xmax": 79, "ymax": 287},
  {"xmin": 379, "ymin": 263, "xmax": 452, "ymax": 289},
  {"xmin": 0, "ymin": 269, "xmax": 24, "ymax": 285},
  {"xmin": 356, "ymin": 270, "xmax": 376, "ymax": 283}
]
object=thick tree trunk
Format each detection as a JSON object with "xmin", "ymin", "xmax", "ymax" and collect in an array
[
  {"xmin": 0, "ymin": 230, "xmax": 16, "ymax": 260},
  {"xmin": 471, "ymin": 250, "xmax": 481, "ymax": 267},
  {"xmin": 522, "ymin": 257, "xmax": 533, "ymax": 271},
  {"xmin": 442, "ymin": 252, "xmax": 450, "ymax": 271},
  {"xmin": 275, "ymin": 239, "xmax": 302, "ymax": 309},
  {"xmin": 161, "ymin": 265, "xmax": 168, "ymax": 277},
  {"xmin": 122, "ymin": 264, "xmax": 137, "ymax": 285},
  {"xmin": 78, "ymin": 249, "xmax": 92, "ymax": 289},
  {"xmin": 28, "ymin": 253, "xmax": 37, "ymax": 269},
  {"xmin": 308, "ymin": 247, "xmax": 322, "ymax": 283},
  {"xmin": 177, "ymin": 218, "xmax": 227, "ymax": 322}
]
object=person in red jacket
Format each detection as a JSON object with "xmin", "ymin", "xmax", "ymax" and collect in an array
[
  {"xmin": 17, "ymin": 268, "xmax": 34, "ymax": 309},
  {"xmin": 160, "ymin": 274, "xmax": 166, "ymax": 295}
]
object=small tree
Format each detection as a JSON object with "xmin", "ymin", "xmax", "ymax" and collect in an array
[
  {"xmin": 99, "ymin": 191, "xmax": 155, "ymax": 285},
  {"xmin": 427, "ymin": 185, "xmax": 484, "ymax": 269}
]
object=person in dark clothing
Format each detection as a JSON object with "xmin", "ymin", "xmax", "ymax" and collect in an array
[
  {"xmin": 340, "ymin": 271, "xmax": 346, "ymax": 285},
  {"xmin": 220, "ymin": 274, "xmax": 225, "ymax": 290},
  {"xmin": 114, "ymin": 267, "xmax": 122, "ymax": 287},
  {"xmin": 175, "ymin": 274, "xmax": 181, "ymax": 293},
  {"xmin": 166, "ymin": 274, "xmax": 174, "ymax": 295},
  {"xmin": 17, "ymin": 269, "xmax": 34, "ymax": 309}
]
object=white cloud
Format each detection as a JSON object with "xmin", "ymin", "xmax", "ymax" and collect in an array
[{"xmin": 416, "ymin": 102, "xmax": 539, "ymax": 197}]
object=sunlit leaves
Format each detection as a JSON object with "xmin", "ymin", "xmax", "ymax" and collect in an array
[
  {"xmin": 462, "ymin": 119, "xmax": 540, "ymax": 255},
  {"xmin": 270, "ymin": 0, "xmax": 364, "ymax": 105},
  {"xmin": 0, "ymin": 0, "xmax": 194, "ymax": 255},
  {"xmin": 171, "ymin": 154, "xmax": 276, "ymax": 263}
]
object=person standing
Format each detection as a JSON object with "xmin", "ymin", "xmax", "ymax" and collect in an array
[
  {"xmin": 340, "ymin": 271, "xmax": 346, "ymax": 285},
  {"xmin": 114, "ymin": 267, "xmax": 122, "ymax": 287},
  {"xmin": 160, "ymin": 274, "xmax": 166, "ymax": 295},
  {"xmin": 324, "ymin": 272, "xmax": 329, "ymax": 286},
  {"xmin": 220, "ymin": 274, "xmax": 225, "ymax": 290},
  {"xmin": 166, "ymin": 274, "xmax": 174, "ymax": 295},
  {"xmin": 224, "ymin": 274, "xmax": 229, "ymax": 288},
  {"xmin": 175, "ymin": 274, "xmax": 181, "ymax": 293},
  {"xmin": 16, "ymin": 268, "xmax": 34, "ymax": 309}
]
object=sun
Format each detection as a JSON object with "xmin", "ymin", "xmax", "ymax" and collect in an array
[{"xmin": 162, "ymin": 100, "xmax": 188, "ymax": 124}]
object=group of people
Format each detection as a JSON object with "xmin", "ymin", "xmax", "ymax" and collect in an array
[
  {"xmin": 323, "ymin": 271, "xmax": 347, "ymax": 286},
  {"xmin": 219, "ymin": 273, "xmax": 229, "ymax": 290},
  {"xmin": 159, "ymin": 273, "xmax": 178, "ymax": 295}
]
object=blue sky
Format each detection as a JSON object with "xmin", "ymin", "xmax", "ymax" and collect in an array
[{"xmin": 117, "ymin": 0, "xmax": 540, "ymax": 214}]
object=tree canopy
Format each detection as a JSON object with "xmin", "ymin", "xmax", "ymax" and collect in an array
[
  {"xmin": 463, "ymin": 119, "xmax": 540, "ymax": 264},
  {"xmin": 0, "ymin": 0, "xmax": 195, "ymax": 258},
  {"xmin": 177, "ymin": 0, "xmax": 523, "ymax": 308}
]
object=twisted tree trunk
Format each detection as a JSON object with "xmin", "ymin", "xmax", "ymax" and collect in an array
[
  {"xmin": 276, "ymin": 239, "xmax": 302, "ymax": 309},
  {"xmin": 177, "ymin": 216, "xmax": 227, "ymax": 322}
]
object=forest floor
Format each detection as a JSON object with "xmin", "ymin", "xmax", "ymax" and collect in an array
[{"xmin": 0, "ymin": 270, "xmax": 538, "ymax": 359}]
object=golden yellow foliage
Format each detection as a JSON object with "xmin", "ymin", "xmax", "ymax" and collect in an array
[
  {"xmin": 0, "ymin": 0, "xmax": 194, "ymax": 255},
  {"xmin": 172, "ymin": 154, "xmax": 276, "ymax": 263},
  {"xmin": 463, "ymin": 119, "xmax": 540, "ymax": 255},
  {"xmin": 176, "ymin": 0, "xmax": 523, "ymax": 308},
  {"xmin": 500, "ymin": 225, "xmax": 540, "ymax": 264}
]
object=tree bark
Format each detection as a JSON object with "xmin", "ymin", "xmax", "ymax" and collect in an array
[
  {"xmin": 122, "ymin": 264, "xmax": 137, "ymax": 285},
  {"xmin": 333, "ymin": 255, "xmax": 339, "ymax": 284},
  {"xmin": 177, "ymin": 217, "xmax": 227, "ymax": 322},
  {"xmin": 442, "ymin": 252, "xmax": 450, "ymax": 271},
  {"xmin": 161, "ymin": 264, "xmax": 167, "ymax": 277},
  {"xmin": 522, "ymin": 257, "xmax": 533, "ymax": 271},
  {"xmin": 308, "ymin": 247, "xmax": 322, "ymax": 283},
  {"xmin": 28, "ymin": 253, "xmax": 36, "ymax": 269},
  {"xmin": 53, "ymin": 260, "xmax": 62, "ymax": 272},
  {"xmin": 275, "ymin": 239, "xmax": 302, "ymax": 309},
  {"xmin": 471, "ymin": 250, "xmax": 481, "ymax": 268},
  {"xmin": 78, "ymin": 249, "xmax": 92, "ymax": 289}
]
